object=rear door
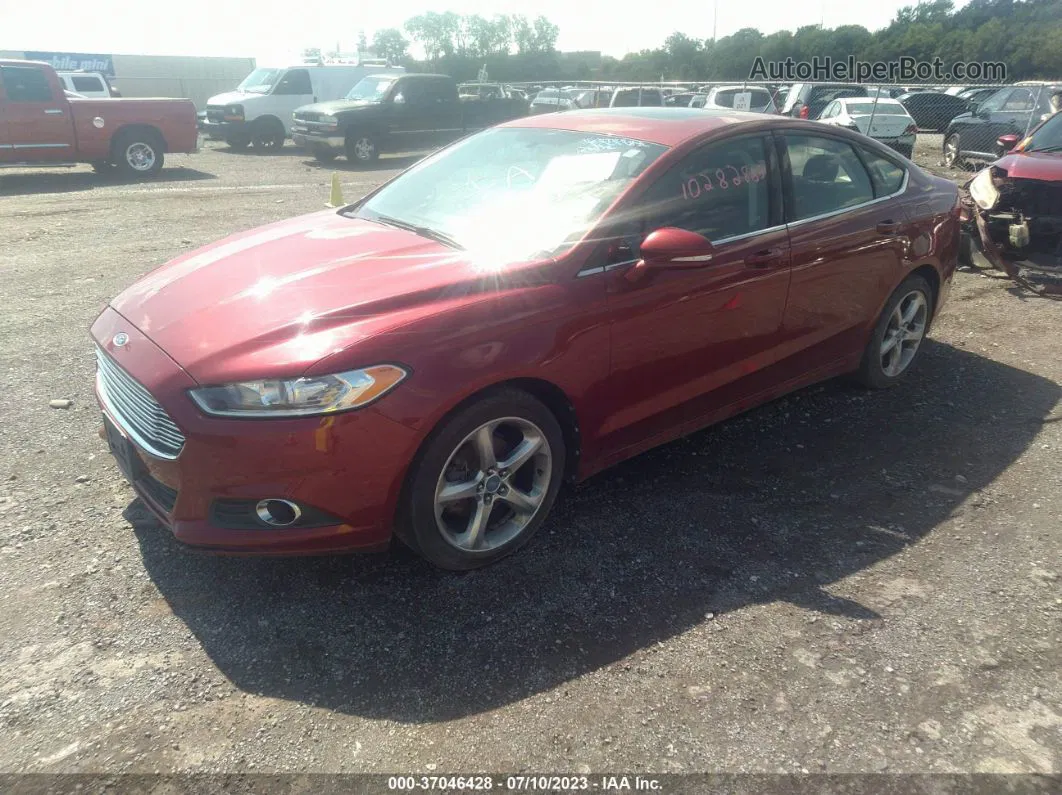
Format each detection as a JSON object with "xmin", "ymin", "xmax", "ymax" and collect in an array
[
  {"xmin": 777, "ymin": 131, "xmax": 910, "ymax": 367},
  {"xmin": 0, "ymin": 64, "xmax": 75, "ymax": 162}
]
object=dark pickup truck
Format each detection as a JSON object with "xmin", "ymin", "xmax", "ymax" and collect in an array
[{"xmin": 291, "ymin": 73, "xmax": 527, "ymax": 165}]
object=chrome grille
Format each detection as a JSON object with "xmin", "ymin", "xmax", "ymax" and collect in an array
[{"xmin": 95, "ymin": 347, "xmax": 185, "ymax": 459}]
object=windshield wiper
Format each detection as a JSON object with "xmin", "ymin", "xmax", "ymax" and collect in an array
[
  {"xmin": 363, "ymin": 213, "xmax": 464, "ymax": 249},
  {"xmin": 1026, "ymin": 145, "xmax": 1062, "ymax": 153}
]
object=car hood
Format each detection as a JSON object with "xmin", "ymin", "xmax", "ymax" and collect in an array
[
  {"xmin": 207, "ymin": 90, "xmax": 267, "ymax": 106},
  {"xmin": 109, "ymin": 211, "xmax": 505, "ymax": 384},
  {"xmin": 297, "ymin": 99, "xmax": 380, "ymax": 115},
  {"xmin": 996, "ymin": 150, "xmax": 1062, "ymax": 181}
]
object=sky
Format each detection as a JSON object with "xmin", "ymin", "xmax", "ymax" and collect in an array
[{"xmin": 1, "ymin": 0, "xmax": 928, "ymax": 62}]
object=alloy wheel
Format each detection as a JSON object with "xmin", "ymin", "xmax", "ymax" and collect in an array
[
  {"xmin": 880, "ymin": 290, "xmax": 928, "ymax": 377},
  {"xmin": 125, "ymin": 142, "xmax": 156, "ymax": 172},
  {"xmin": 433, "ymin": 417, "xmax": 553, "ymax": 553}
]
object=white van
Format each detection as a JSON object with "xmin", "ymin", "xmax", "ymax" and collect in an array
[
  {"xmin": 203, "ymin": 63, "xmax": 406, "ymax": 151},
  {"xmin": 57, "ymin": 71, "xmax": 118, "ymax": 99}
]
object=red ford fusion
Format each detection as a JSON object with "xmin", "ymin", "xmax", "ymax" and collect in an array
[{"xmin": 92, "ymin": 109, "xmax": 960, "ymax": 570}]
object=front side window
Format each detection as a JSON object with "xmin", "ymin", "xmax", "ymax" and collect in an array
[
  {"xmin": 351, "ymin": 127, "xmax": 667, "ymax": 264},
  {"xmin": 1, "ymin": 66, "xmax": 54, "ymax": 102},
  {"xmin": 977, "ymin": 88, "xmax": 1009, "ymax": 113},
  {"xmin": 274, "ymin": 69, "xmax": 312, "ymax": 95},
  {"xmin": 783, "ymin": 134, "xmax": 875, "ymax": 221},
  {"xmin": 635, "ymin": 135, "xmax": 772, "ymax": 242}
]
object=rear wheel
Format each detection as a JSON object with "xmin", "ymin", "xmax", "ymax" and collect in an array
[
  {"xmin": 113, "ymin": 130, "xmax": 164, "ymax": 178},
  {"xmin": 396, "ymin": 389, "xmax": 566, "ymax": 570},
  {"xmin": 856, "ymin": 274, "xmax": 933, "ymax": 389},
  {"xmin": 251, "ymin": 118, "xmax": 285, "ymax": 152},
  {"xmin": 312, "ymin": 147, "xmax": 338, "ymax": 162}
]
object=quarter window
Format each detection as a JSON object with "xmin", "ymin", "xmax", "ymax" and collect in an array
[
  {"xmin": 637, "ymin": 135, "xmax": 772, "ymax": 242},
  {"xmin": 858, "ymin": 147, "xmax": 906, "ymax": 197},
  {"xmin": 783, "ymin": 134, "xmax": 875, "ymax": 221},
  {"xmin": 0, "ymin": 65, "xmax": 54, "ymax": 102}
]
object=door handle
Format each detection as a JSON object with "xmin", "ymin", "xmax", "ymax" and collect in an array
[
  {"xmin": 744, "ymin": 248, "xmax": 784, "ymax": 267},
  {"xmin": 876, "ymin": 220, "xmax": 901, "ymax": 235},
  {"xmin": 44, "ymin": 109, "xmax": 64, "ymax": 115}
]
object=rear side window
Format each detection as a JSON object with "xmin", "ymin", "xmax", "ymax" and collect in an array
[
  {"xmin": 1, "ymin": 65, "xmax": 54, "ymax": 102},
  {"xmin": 858, "ymin": 147, "xmax": 906, "ymax": 196},
  {"xmin": 783, "ymin": 134, "xmax": 875, "ymax": 221},
  {"xmin": 71, "ymin": 76, "xmax": 105, "ymax": 93},
  {"xmin": 637, "ymin": 135, "xmax": 772, "ymax": 241},
  {"xmin": 274, "ymin": 69, "xmax": 312, "ymax": 95}
]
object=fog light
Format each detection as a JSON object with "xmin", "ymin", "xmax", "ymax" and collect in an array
[{"xmin": 255, "ymin": 499, "xmax": 302, "ymax": 527}]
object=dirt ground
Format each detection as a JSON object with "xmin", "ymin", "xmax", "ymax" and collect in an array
[{"xmin": 0, "ymin": 136, "xmax": 1060, "ymax": 779}]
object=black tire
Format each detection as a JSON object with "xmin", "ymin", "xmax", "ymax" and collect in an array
[
  {"xmin": 226, "ymin": 133, "xmax": 250, "ymax": 151},
  {"xmin": 396, "ymin": 388, "xmax": 566, "ymax": 570},
  {"xmin": 958, "ymin": 231, "xmax": 975, "ymax": 269},
  {"xmin": 251, "ymin": 118, "xmax": 285, "ymax": 152},
  {"xmin": 112, "ymin": 130, "xmax": 164, "ymax": 178},
  {"xmin": 856, "ymin": 274, "xmax": 934, "ymax": 390},
  {"xmin": 312, "ymin": 147, "xmax": 338, "ymax": 163},
  {"xmin": 943, "ymin": 133, "xmax": 964, "ymax": 169},
  {"xmin": 345, "ymin": 132, "xmax": 379, "ymax": 165},
  {"xmin": 91, "ymin": 160, "xmax": 114, "ymax": 175}
]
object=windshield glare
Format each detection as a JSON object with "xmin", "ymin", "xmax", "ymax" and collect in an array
[
  {"xmin": 353, "ymin": 127, "xmax": 667, "ymax": 265},
  {"xmin": 238, "ymin": 68, "xmax": 284, "ymax": 94},
  {"xmin": 1025, "ymin": 112, "xmax": 1062, "ymax": 151},
  {"xmin": 346, "ymin": 77, "xmax": 395, "ymax": 101}
]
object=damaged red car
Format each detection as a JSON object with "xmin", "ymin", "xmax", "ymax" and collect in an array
[
  {"xmin": 961, "ymin": 111, "xmax": 1062, "ymax": 294},
  {"xmin": 92, "ymin": 109, "xmax": 960, "ymax": 570}
]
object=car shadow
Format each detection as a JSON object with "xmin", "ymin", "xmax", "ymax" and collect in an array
[
  {"xmin": 0, "ymin": 167, "xmax": 216, "ymax": 197},
  {"xmin": 129, "ymin": 340, "xmax": 1060, "ymax": 723}
]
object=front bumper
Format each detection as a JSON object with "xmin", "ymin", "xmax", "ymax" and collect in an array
[
  {"xmin": 90, "ymin": 307, "xmax": 422, "ymax": 554},
  {"xmin": 201, "ymin": 118, "xmax": 245, "ymax": 141},
  {"xmin": 292, "ymin": 130, "xmax": 344, "ymax": 152}
]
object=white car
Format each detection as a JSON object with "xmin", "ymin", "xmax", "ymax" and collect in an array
[
  {"xmin": 697, "ymin": 85, "xmax": 777, "ymax": 113},
  {"xmin": 57, "ymin": 71, "xmax": 117, "ymax": 99},
  {"xmin": 204, "ymin": 63, "xmax": 405, "ymax": 151},
  {"xmin": 817, "ymin": 97, "xmax": 917, "ymax": 158}
]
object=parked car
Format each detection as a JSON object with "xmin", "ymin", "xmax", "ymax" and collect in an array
[
  {"xmin": 688, "ymin": 93, "xmax": 708, "ymax": 108},
  {"xmin": 957, "ymin": 86, "xmax": 1004, "ymax": 106},
  {"xmin": 665, "ymin": 92, "xmax": 698, "ymax": 107},
  {"xmin": 91, "ymin": 108, "xmax": 959, "ymax": 569},
  {"xmin": 959, "ymin": 111, "xmax": 1062, "ymax": 293},
  {"xmin": 896, "ymin": 91, "xmax": 970, "ymax": 133},
  {"xmin": 57, "ymin": 70, "xmax": 120, "ymax": 98},
  {"xmin": 699, "ymin": 85, "xmax": 777, "ymax": 113},
  {"xmin": 610, "ymin": 87, "xmax": 665, "ymax": 107},
  {"xmin": 292, "ymin": 73, "xmax": 528, "ymax": 164},
  {"xmin": 943, "ymin": 83, "xmax": 1062, "ymax": 168},
  {"xmin": 569, "ymin": 88, "xmax": 612, "ymax": 109},
  {"xmin": 204, "ymin": 63, "xmax": 405, "ymax": 151},
  {"xmin": 458, "ymin": 82, "xmax": 529, "ymax": 117},
  {"xmin": 817, "ymin": 97, "xmax": 918, "ymax": 158},
  {"xmin": 781, "ymin": 83, "xmax": 868, "ymax": 119},
  {"xmin": 0, "ymin": 59, "xmax": 199, "ymax": 177},
  {"xmin": 529, "ymin": 87, "xmax": 576, "ymax": 114}
]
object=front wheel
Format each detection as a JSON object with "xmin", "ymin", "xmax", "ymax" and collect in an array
[
  {"xmin": 113, "ymin": 131, "xmax": 164, "ymax": 178},
  {"xmin": 943, "ymin": 133, "xmax": 964, "ymax": 169},
  {"xmin": 397, "ymin": 389, "xmax": 566, "ymax": 570},
  {"xmin": 251, "ymin": 118, "xmax": 285, "ymax": 152},
  {"xmin": 312, "ymin": 147, "xmax": 338, "ymax": 162},
  {"xmin": 856, "ymin": 274, "xmax": 933, "ymax": 389},
  {"xmin": 345, "ymin": 133, "xmax": 379, "ymax": 165}
]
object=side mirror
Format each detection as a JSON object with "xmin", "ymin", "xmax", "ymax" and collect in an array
[
  {"xmin": 997, "ymin": 133, "xmax": 1020, "ymax": 152},
  {"xmin": 626, "ymin": 227, "xmax": 715, "ymax": 283}
]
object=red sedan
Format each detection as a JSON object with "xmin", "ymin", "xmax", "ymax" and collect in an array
[{"xmin": 92, "ymin": 109, "xmax": 961, "ymax": 570}]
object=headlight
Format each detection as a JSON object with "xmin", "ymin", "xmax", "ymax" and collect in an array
[
  {"xmin": 319, "ymin": 114, "xmax": 338, "ymax": 125},
  {"xmin": 969, "ymin": 168, "xmax": 999, "ymax": 211},
  {"xmin": 228, "ymin": 105, "xmax": 243, "ymax": 117},
  {"xmin": 189, "ymin": 365, "xmax": 407, "ymax": 418}
]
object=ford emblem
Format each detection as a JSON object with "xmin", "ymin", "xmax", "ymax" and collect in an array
[{"xmin": 112, "ymin": 332, "xmax": 129, "ymax": 347}]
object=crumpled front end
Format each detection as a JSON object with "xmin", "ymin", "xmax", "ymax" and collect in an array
[{"xmin": 961, "ymin": 166, "xmax": 1062, "ymax": 296}]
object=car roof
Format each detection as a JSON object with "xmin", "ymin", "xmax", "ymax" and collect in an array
[{"xmin": 500, "ymin": 108, "xmax": 773, "ymax": 147}]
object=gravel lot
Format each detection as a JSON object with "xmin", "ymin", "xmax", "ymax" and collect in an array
[{"xmin": 1, "ymin": 136, "xmax": 1060, "ymax": 779}]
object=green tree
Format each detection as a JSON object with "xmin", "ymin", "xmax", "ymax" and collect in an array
[{"xmin": 373, "ymin": 29, "xmax": 409, "ymax": 63}]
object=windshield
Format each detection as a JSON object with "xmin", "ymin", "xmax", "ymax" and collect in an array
[
  {"xmin": 345, "ymin": 76, "xmax": 395, "ymax": 101},
  {"xmin": 1024, "ymin": 111, "xmax": 1062, "ymax": 152},
  {"xmin": 350, "ymin": 127, "xmax": 667, "ymax": 265},
  {"xmin": 237, "ymin": 68, "xmax": 285, "ymax": 94}
]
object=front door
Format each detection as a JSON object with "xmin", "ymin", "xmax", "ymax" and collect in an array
[
  {"xmin": 0, "ymin": 63, "xmax": 75, "ymax": 162},
  {"xmin": 596, "ymin": 133, "xmax": 792, "ymax": 459}
]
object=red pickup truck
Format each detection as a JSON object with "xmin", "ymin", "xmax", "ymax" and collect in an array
[{"xmin": 0, "ymin": 60, "xmax": 199, "ymax": 178}]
